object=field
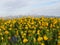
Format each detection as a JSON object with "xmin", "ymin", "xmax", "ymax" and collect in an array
[{"xmin": 0, "ymin": 16, "xmax": 60, "ymax": 45}]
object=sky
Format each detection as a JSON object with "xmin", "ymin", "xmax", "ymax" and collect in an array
[{"xmin": 0, "ymin": 0, "xmax": 60, "ymax": 17}]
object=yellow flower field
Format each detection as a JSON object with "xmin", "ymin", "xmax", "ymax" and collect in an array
[{"xmin": 0, "ymin": 16, "xmax": 60, "ymax": 45}]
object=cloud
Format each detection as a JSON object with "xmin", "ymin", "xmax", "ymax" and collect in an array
[
  {"xmin": 0, "ymin": 0, "xmax": 60, "ymax": 17},
  {"xmin": 28, "ymin": 1, "xmax": 60, "ymax": 16}
]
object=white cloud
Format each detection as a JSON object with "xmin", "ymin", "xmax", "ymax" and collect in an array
[
  {"xmin": 0, "ymin": 0, "xmax": 60, "ymax": 17},
  {"xmin": 28, "ymin": 1, "xmax": 60, "ymax": 16}
]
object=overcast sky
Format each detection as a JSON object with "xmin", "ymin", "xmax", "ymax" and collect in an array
[{"xmin": 0, "ymin": 0, "xmax": 60, "ymax": 17}]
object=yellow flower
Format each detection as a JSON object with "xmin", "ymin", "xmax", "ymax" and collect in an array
[
  {"xmin": 0, "ymin": 29, "xmax": 1, "ymax": 31},
  {"xmin": 23, "ymin": 38, "xmax": 28, "ymax": 43},
  {"xmin": 28, "ymin": 16, "xmax": 32, "ymax": 18},
  {"xmin": 37, "ymin": 36, "xmax": 43, "ymax": 42},
  {"xmin": 37, "ymin": 30, "xmax": 40, "ymax": 35},
  {"xmin": 33, "ymin": 38, "xmax": 36, "ymax": 42},
  {"xmin": 0, "ymin": 32, "xmax": 2, "ymax": 35},
  {"xmin": 50, "ymin": 17, "xmax": 53, "ymax": 20},
  {"xmin": 41, "ymin": 22, "xmax": 44, "ymax": 26},
  {"xmin": 57, "ymin": 26, "xmax": 59, "ymax": 28},
  {"xmin": 28, "ymin": 34, "xmax": 32, "ymax": 36},
  {"xmin": 9, "ymin": 28, "xmax": 12, "ymax": 30},
  {"xmin": 16, "ymin": 31, "xmax": 19, "ymax": 35},
  {"xmin": 4, "ymin": 31, "xmax": 9, "ymax": 35},
  {"xmin": 58, "ymin": 32, "xmax": 60, "ymax": 35},
  {"xmin": 34, "ymin": 27, "xmax": 36, "ymax": 30},
  {"xmin": 1, "ymin": 26, "xmax": 5, "ymax": 30},
  {"xmin": 41, "ymin": 43, "xmax": 45, "ymax": 45},
  {"xmin": 46, "ymin": 29, "xmax": 49, "ymax": 32},
  {"xmin": 57, "ymin": 41, "xmax": 60, "ymax": 45},
  {"xmin": 22, "ymin": 33, "xmax": 26, "ymax": 36},
  {"xmin": 25, "ymin": 26, "xmax": 28, "ymax": 29},
  {"xmin": 22, "ymin": 35, "xmax": 25, "ymax": 38},
  {"xmin": 28, "ymin": 30, "xmax": 32, "ymax": 33},
  {"xmin": 53, "ymin": 20, "xmax": 57, "ymax": 24},
  {"xmin": 7, "ymin": 20, "xmax": 11, "ymax": 24},
  {"xmin": 32, "ymin": 30, "xmax": 36, "ymax": 34},
  {"xmin": 50, "ymin": 24, "xmax": 53, "ymax": 28},
  {"xmin": 39, "ymin": 26, "xmax": 43, "ymax": 29},
  {"xmin": 43, "ymin": 35, "xmax": 48, "ymax": 40},
  {"xmin": 39, "ymin": 21, "xmax": 41, "ymax": 24},
  {"xmin": 28, "ymin": 24, "xmax": 31, "ymax": 27},
  {"xmin": 10, "ymin": 24, "xmax": 13, "ymax": 27},
  {"xmin": 53, "ymin": 25, "xmax": 55, "ymax": 27},
  {"xmin": 58, "ymin": 36, "xmax": 60, "ymax": 38},
  {"xmin": 31, "ymin": 22, "xmax": 34, "ymax": 25},
  {"xmin": 8, "ymin": 36, "xmax": 11, "ymax": 40},
  {"xmin": 1, "ymin": 37, "xmax": 4, "ymax": 40},
  {"xmin": 21, "ymin": 31, "xmax": 24, "ymax": 34},
  {"xmin": 12, "ymin": 20, "xmax": 16, "ymax": 24},
  {"xmin": 21, "ymin": 32, "xmax": 26, "ymax": 37},
  {"xmin": 45, "ymin": 22, "xmax": 48, "ymax": 26},
  {"xmin": 4, "ymin": 22, "xmax": 7, "ymax": 25}
]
